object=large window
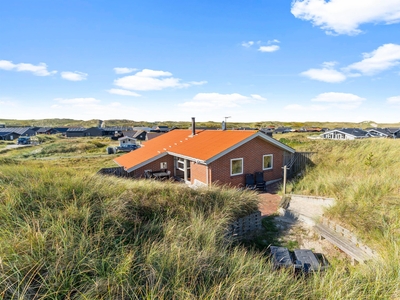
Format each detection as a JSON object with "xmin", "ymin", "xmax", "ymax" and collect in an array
[
  {"xmin": 231, "ymin": 158, "xmax": 243, "ymax": 176},
  {"xmin": 263, "ymin": 154, "xmax": 273, "ymax": 170},
  {"xmin": 177, "ymin": 158, "xmax": 189, "ymax": 171}
]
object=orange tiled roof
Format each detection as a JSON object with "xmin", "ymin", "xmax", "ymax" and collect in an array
[
  {"xmin": 167, "ymin": 130, "xmax": 257, "ymax": 161},
  {"xmin": 114, "ymin": 129, "xmax": 293, "ymax": 171},
  {"xmin": 114, "ymin": 130, "xmax": 192, "ymax": 170}
]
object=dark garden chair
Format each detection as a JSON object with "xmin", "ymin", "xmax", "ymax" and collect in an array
[
  {"xmin": 255, "ymin": 171, "xmax": 266, "ymax": 191},
  {"xmin": 245, "ymin": 173, "xmax": 256, "ymax": 190}
]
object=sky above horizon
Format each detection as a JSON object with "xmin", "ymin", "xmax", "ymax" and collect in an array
[{"xmin": 1, "ymin": 0, "xmax": 400, "ymax": 123}]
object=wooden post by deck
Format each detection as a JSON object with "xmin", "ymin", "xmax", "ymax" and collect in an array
[{"xmin": 282, "ymin": 165, "xmax": 287, "ymax": 196}]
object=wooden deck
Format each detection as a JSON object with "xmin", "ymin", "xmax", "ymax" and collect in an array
[{"xmin": 314, "ymin": 223, "xmax": 371, "ymax": 264}]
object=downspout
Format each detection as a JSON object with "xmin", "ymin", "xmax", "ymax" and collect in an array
[
  {"xmin": 184, "ymin": 159, "xmax": 188, "ymax": 182},
  {"xmin": 173, "ymin": 157, "xmax": 177, "ymax": 177}
]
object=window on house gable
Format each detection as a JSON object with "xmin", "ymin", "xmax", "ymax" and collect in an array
[
  {"xmin": 177, "ymin": 158, "xmax": 185, "ymax": 171},
  {"xmin": 177, "ymin": 158, "xmax": 190, "ymax": 171},
  {"xmin": 177, "ymin": 159, "xmax": 184, "ymax": 171},
  {"xmin": 231, "ymin": 158, "xmax": 243, "ymax": 176},
  {"xmin": 160, "ymin": 162, "xmax": 167, "ymax": 169},
  {"xmin": 263, "ymin": 154, "xmax": 273, "ymax": 170}
]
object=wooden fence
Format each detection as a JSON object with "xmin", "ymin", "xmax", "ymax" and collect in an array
[
  {"xmin": 97, "ymin": 167, "xmax": 133, "ymax": 177},
  {"xmin": 284, "ymin": 152, "xmax": 316, "ymax": 178},
  {"xmin": 226, "ymin": 211, "xmax": 262, "ymax": 240}
]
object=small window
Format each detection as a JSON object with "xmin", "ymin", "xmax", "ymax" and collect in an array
[
  {"xmin": 177, "ymin": 158, "xmax": 185, "ymax": 171},
  {"xmin": 160, "ymin": 162, "xmax": 167, "ymax": 169},
  {"xmin": 231, "ymin": 158, "xmax": 243, "ymax": 176},
  {"xmin": 263, "ymin": 155, "xmax": 273, "ymax": 170},
  {"xmin": 177, "ymin": 160, "xmax": 184, "ymax": 171}
]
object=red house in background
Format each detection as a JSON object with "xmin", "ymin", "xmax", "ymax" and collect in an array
[{"xmin": 114, "ymin": 127, "xmax": 295, "ymax": 188}]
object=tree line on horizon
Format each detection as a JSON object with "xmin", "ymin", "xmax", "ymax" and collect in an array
[{"xmin": 1, "ymin": 118, "xmax": 398, "ymax": 130}]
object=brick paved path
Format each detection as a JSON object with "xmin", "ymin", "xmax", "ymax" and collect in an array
[{"xmin": 258, "ymin": 182, "xmax": 282, "ymax": 216}]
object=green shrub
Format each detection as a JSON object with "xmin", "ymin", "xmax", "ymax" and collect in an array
[{"xmin": 88, "ymin": 140, "xmax": 108, "ymax": 148}]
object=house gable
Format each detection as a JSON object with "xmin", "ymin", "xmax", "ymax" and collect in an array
[
  {"xmin": 0, "ymin": 132, "xmax": 20, "ymax": 140},
  {"xmin": 0, "ymin": 127, "xmax": 36, "ymax": 136},
  {"xmin": 207, "ymin": 136, "xmax": 287, "ymax": 187},
  {"xmin": 203, "ymin": 131, "xmax": 294, "ymax": 164},
  {"xmin": 131, "ymin": 154, "xmax": 175, "ymax": 177},
  {"xmin": 367, "ymin": 128, "xmax": 390, "ymax": 137}
]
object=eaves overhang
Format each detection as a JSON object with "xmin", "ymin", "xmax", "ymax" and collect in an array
[
  {"xmin": 166, "ymin": 151, "xmax": 207, "ymax": 165},
  {"xmin": 113, "ymin": 152, "xmax": 168, "ymax": 173}
]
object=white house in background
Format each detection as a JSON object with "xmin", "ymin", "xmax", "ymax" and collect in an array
[
  {"xmin": 366, "ymin": 128, "xmax": 400, "ymax": 139},
  {"xmin": 386, "ymin": 128, "xmax": 400, "ymax": 139},
  {"xmin": 321, "ymin": 128, "xmax": 368, "ymax": 140},
  {"xmin": 118, "ymin": 136, "xmax": 137, "ymax": 147},
  {"xmin": 367, "ymin": 128, "xmax": 391, "ymax": 138}
]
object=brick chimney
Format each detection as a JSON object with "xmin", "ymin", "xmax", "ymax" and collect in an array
[{"xmin": 191, "ymin": 117, "xmax": 196, "ymax": 136}]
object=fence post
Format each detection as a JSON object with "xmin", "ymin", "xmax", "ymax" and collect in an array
[{"xmin": 282, "ymin": 165, "xmax": 287, "ymax": 195}]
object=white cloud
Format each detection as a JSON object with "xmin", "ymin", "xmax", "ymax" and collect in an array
[
  {"xmin": 61, "ymin": 71, "xmax": 88, "ymax": 81},
  {"xmin": 0, "ymin": 99, "xmax": 16, "ymax": 106},
  {"xmin": 188, "ymin": 80, "xmax": 208, "ymax": 85},
  {"xmin": 312, "ymin": 92, "xmax": 365, "ymax": 103},
  {"xmin": 311, "ymin": 92, "xmax": 366, "ymax": 109},
  {"xmin": 301, "ymin": 67, "xmax": 346, "ymax": 83},
  {"xmin": 107, "ymin": 88, "xmax": 141, "ymax": 97},
  {"xmin": 0, "ymin": 60, "xmax": 56, "ymax": 76},
  {"xmin": 114, "ymin": 69, "xmax": 206, "ymax": 91},
  {"xmin": 285, "ymin": 92, "xmax": 366, "ymax": 112},
  {"xmin": 242, "ymin": 41, "xmax": 254, "ymax": 48},
  {"xmin": 268, "ymin": 39, "xmax": 280, "ymax": 44},
  {"xmin": 346, "ymin": 73, "xmax": 362, "ymax": 78},
  {"xmin": 250, "ymin": 94, "xmax": 267, "ymax": 101},
  {"xmin": 322, "ymin": 61, "xmax": 337, "ymax": 68},
  {"xmin": 48, "ymin": 97, "xmax": 137, "ymax": 120},
  {"xmin": 0, "ymin": 60, "xmax": 15, "ymax": 70},
  {"xmin": 135, "ymin": 69, "xmax": 172, "ymax": 77},
  {"xmin": 242, "ymin": 40, "xmax": 280, "ymax": 50},
  {"xmin": 54, "ymin": 98, "xmax": 100, "ymax": 105},
  {"xmin": 258, "ymin": 45, "xmax": 280, "ymax": 53},
  {"xmin": 291, "ymin": 0, "xmax": 400, "ymax": 35},
  {"xmin": 345, "ymin": 44, "xmax": 400, "ymax": 75},
  {"xmin": 387, "ymin": 95, "xmax": 400, "ymax": 104},
  {"xmin": 285, "ymin": 104, "xmax": 303, "ymax": 110},
  {"xmin": 113, "ymin": 67, "xmax": 137, "ymax": 74},
  {"xmin": 302, "ymin": 44, "xmax": 400, "ymax": 82},
  {"xmin": 179, "ymin": 93, "xmax": 264, "ymax": 111},
  {"xmin": 284, "ymin": 104, "xmax": 327, "ymax": 111}
]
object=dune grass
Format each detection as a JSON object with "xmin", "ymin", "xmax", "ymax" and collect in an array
[
  {"xmin": 286, "ymin": 139, "xmax": 400, "ymax": 250},
  {"xmin": 1, "ymin": 135, "xmax": 400, "ymax": 298},
  {"xmin": 0, "ymin": 136, "xmax": 116, "ymax": 161},
  {"xmin": 0, "ymin": 162, "xmax": 399, "ymax": 299}
]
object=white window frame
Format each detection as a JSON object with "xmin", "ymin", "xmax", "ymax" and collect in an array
[
  {"xmin": 177, "ymin": 158, "xmax": 187, "ymax": 171},
  {"xmin": 263, "ymin": 154, "xmax": 273, "ymax": 170},
  {"xmin": 230, "ymin": 158, "xmax": 243, "ymax": 176},
  {"xmin": 160, "ymin": 162, "xmax": 167, "ymax": 169}
]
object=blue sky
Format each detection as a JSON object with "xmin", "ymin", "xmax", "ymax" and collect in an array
[{"xmin": 1, "ymin": 0, "xmax": 400, "ymax": 123}]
